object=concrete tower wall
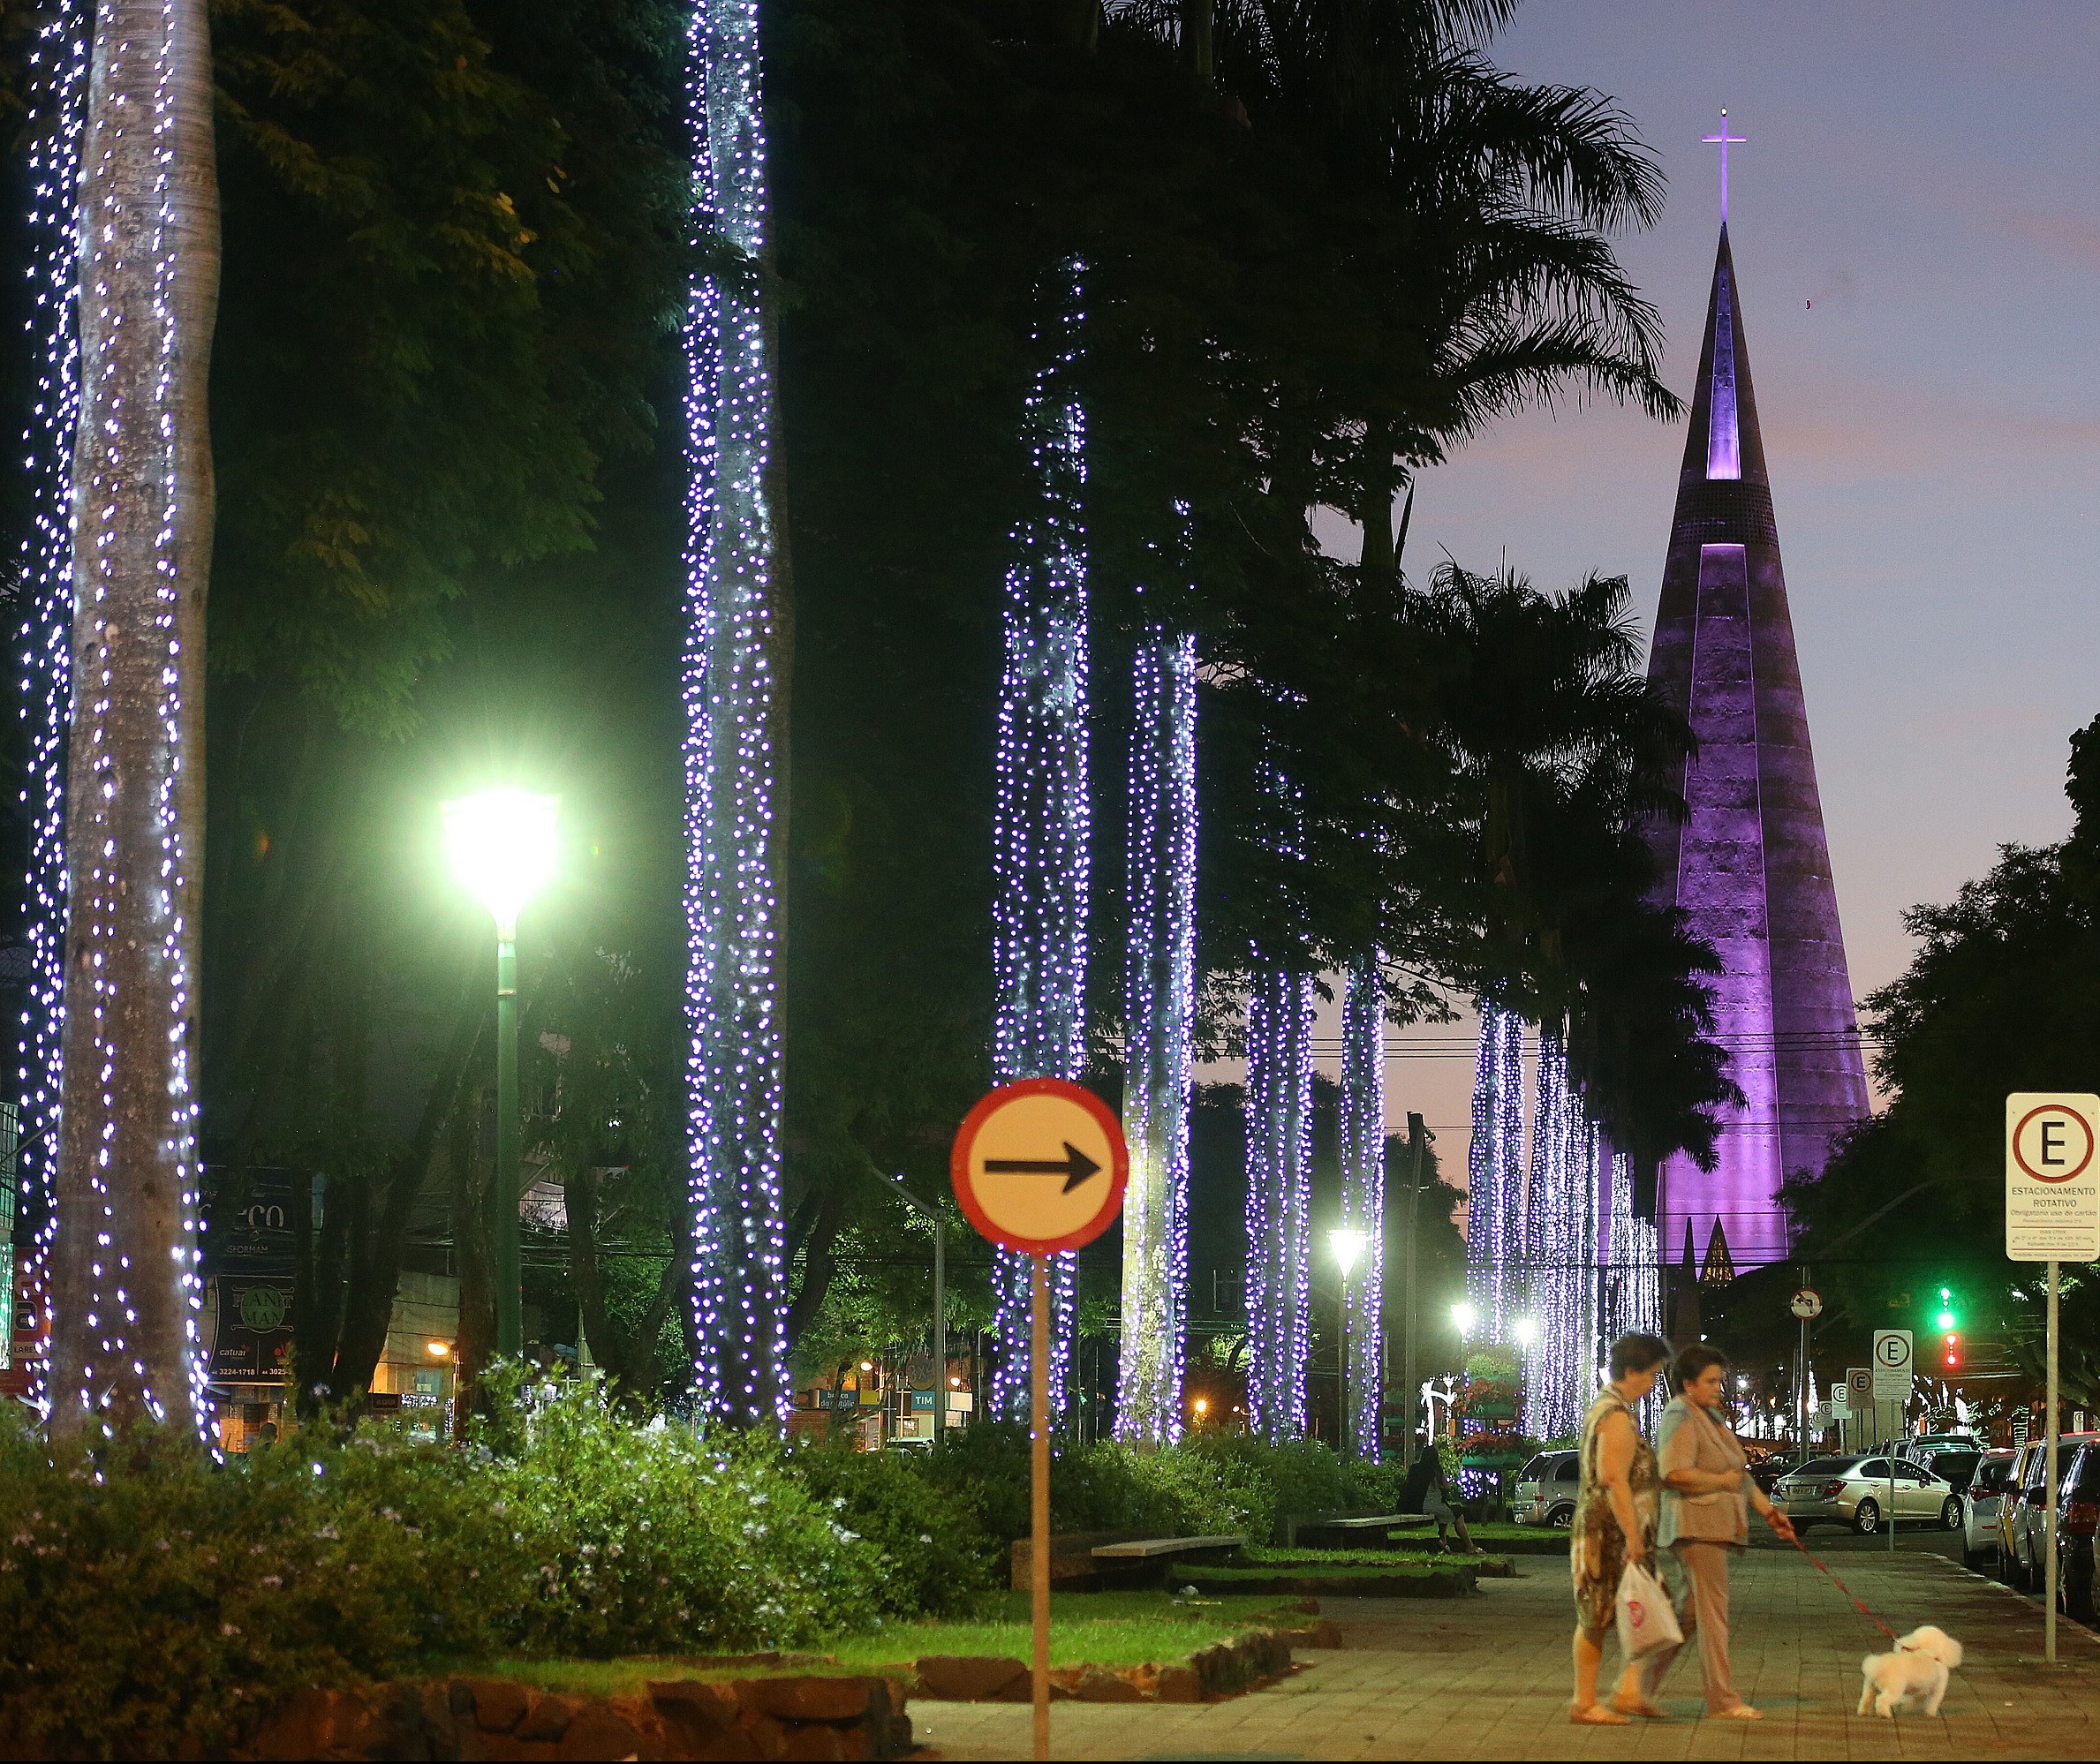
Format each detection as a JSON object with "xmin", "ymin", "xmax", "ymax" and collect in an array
[{"xmin": 1647, "ymin": 228, "xmax": 1870, "ymax": 1270}]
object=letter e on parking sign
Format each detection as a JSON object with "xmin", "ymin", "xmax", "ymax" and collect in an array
[{"xmin": 2006, "ymin": 1092, "xmax": 2100, "ymax": 1262}]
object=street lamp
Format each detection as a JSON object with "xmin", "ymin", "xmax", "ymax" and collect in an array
[
  {"xmin": 1451, "ymin": 1300, "xmax": 1477, "ymax": 1338},
  {"xmin": 1331, "ymin": 1228, "xmax": 1370, "ymax": 1459},
  {"xmin": 1511, "ymin": 1315, "xmax": 1538, "ymax": 1349},
  {"xmin": 443, "ymin": 788, "xmax": 559, "ymax": 1360}
]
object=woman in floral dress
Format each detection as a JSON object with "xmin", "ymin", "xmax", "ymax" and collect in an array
[{"xmin": 1568, "ymin": 1332, "xmax": 1671, "ymax": 1724}]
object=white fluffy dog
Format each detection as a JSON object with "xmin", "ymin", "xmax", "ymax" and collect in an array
[{"xmin": 1857, "ymin": 1625, "xmax": 1964, "ymax": 1718}]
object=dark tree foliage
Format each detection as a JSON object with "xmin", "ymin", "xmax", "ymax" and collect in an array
[{"xmin": 1785, "ymin": 716, "xmax": 2100, "ymax": 1407}]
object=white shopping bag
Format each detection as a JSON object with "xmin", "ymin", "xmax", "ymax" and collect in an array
[{"xmin": 1614, "ymin": 1561, "xmax": 1682, "ymax": 1660}]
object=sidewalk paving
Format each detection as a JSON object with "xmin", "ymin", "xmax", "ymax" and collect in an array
[{"xmin": 912, "ymin": 1544, "xmax": 2100, "ymax": 1760}]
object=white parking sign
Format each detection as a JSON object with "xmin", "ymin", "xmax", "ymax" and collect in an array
[
  {"xmin": 1871, "ymin": 1330, "xmax": 1913, "ymax": 1403},
  {"xmin": 2006, "ymin": 1093, "xmax": 2100, "ymax": 1262}
]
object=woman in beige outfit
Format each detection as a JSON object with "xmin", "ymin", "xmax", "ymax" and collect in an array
[{"xmin": 1642, "ymin": 1344, "xmax": 1795, "ymax": 1718}]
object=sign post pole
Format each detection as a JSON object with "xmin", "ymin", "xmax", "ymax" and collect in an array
[
  {"xmin": 948, "ymin": 1075, "xmax": 1129, "ymax": 1764},
  {"xmin": 2003, "ymin": 1092, "xmax": 2100, "ymax": 1663},
  {"xmin": 2048, "ymin": 1256, "xmax": 2059, "ymax": 1664},
  {"xmin": 1031, "ymin": 1252, "xmax": 1051, "ymax": 1760}
]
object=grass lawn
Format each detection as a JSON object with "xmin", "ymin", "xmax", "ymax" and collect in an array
[
  {"xmin": 1243, "ymin": 1544, "xmax": 1488, "ymax": 1566},
  {"xmin": 1466, "ymin": 1520, "xmax": 1566, "ymax": 1540},
  {"xmin": 822, "ymin": 1591, "xmax": 1312, "ymax": 1671},
  {"xmin": 453, "ymin": 1592, "xmax": 1311, "ymax": 1689}
]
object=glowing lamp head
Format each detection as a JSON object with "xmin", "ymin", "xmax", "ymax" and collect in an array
[
  {"xmin": 1330, "ymin": 1227, "xmax": 1370, "ymax": 1278},
  {"xmin": 1451, "ymin": 1301, "xmax": 1477, "ymax": 1337},
  {"xmin": 1193, "ymin": 1397, "xmax": 1209, "ymax": 1417},
  {"xmin": 1512, "ymin": 1316, "xmax": 1538, "ymax": 1348},
  {"xmin": 426, "ymin": 1340, "xmax": 450, "ymax": 1359},
  {"xmin": 442, "ymin": 790, "xmax": 559, "ymax": 935}
]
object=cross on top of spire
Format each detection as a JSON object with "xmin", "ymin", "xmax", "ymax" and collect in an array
[{"xmin": 1703, "ymin": 109, "xmax": 1746, "ymax": 223}]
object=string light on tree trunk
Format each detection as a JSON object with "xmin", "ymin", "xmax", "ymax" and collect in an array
[
  {"xmin": 1115, "ymin": 618, "xmax": 1196, "ymax": 1446},
  {"xmin": 683, "ymin": 0, "xmax": 789, "ymax": 1425},
  {"xmin": 1522, "ymin": 1031, "xmax": 1602, "ymax": 1440},
  {"xmin": 1244, "ymin": 963, "xmax": 1314, "ymax": 1442},
  {"xmin": 1338, "ymin": 954, "xmax": 1385, "ymax": 1459},
  {"xmin": 49, "ymin": 0, "xmax": 215, "ymax": 1439},
  {"xmin": 1464, "ymin": 1004, "xmax": 1525, "ymax": 1342},
  {"xmin": 988, "ymin": 258, "xmax": 1088, "ymax": 1424},
  {"xmin": 15, "ymin": 0, "xmax": 87, "ymax": 1419}
]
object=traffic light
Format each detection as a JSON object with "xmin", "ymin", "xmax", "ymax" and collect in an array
[{"xmin": 1936, "ymin": 1287, "xmax": 1960, "ymax": 1370}]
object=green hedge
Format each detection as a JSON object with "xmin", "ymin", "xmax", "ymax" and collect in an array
[{"xmin": 0, "ymin": 1376, "xmax": 1445, "ymax": 1754}]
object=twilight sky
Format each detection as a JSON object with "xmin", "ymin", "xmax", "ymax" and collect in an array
[{"xmin": 1319, "ymin": 2, "xmax": 2100, "ymax": 1163}]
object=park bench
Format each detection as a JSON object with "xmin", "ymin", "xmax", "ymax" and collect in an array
[
  {"xmin": 1285, "ymin": 1511, "xmax": 1434, "ymax": 1550},
  {"xmin": 1010, "ymin": 1529, "xmax": 1244, "ymax": 1592}
]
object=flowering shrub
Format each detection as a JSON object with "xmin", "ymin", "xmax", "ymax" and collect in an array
[
  {"xmin": 0, "ymin": 1372, "xmax": 886, "ymax": 1753},
  {"xmin": 472, "ymin": 1369, "xmax": 886, "ymax": 1656},
  {"xmin": 788, "ymin": 1438, "xmax": 991, "ymax": 1615}
]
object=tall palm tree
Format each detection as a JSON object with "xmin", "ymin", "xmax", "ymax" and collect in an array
[{"xmin": 49, "ymin": 0, "xmax": 220, "ymax": 1437}]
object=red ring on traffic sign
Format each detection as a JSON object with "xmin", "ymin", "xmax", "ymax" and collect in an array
[
  {"xmin": 950, "ymin": 1076, "xmax": 1129, "ymax": 1255},
  {"xmin": 2014, "ymin": 1104, "xmax": 2095, "ymax": 1183}
]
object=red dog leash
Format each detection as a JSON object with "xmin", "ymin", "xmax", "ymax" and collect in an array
[{"xmin": 1786, "ymin": 1534, "xmax": 1898, "ymax": 1641}]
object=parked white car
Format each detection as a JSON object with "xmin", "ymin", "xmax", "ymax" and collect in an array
[
  {"xmin": 1958, "ymin": 1449, "xmax": 2016, "ymax": 1570},
  {"xmin": 1772, "ymin": 1454, "xmax": 1961, "ymax": 1535}
]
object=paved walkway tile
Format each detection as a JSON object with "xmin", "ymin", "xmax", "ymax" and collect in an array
[{"xmin": 911, "ymin": 1543, "xmax": 2100, "ymax": 1759}]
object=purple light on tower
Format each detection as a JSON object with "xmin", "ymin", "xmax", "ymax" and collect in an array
[{"xmin": 1645, "ymin": 126, "xmax": 1870, "ymax": 1270}]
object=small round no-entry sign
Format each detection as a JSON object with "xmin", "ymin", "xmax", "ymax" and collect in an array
[{"xmin": 950, "ymin": 1077, "xmax": 1127, "ymax": 1255}]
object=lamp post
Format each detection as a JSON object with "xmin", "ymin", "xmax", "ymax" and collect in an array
[
  {"xmin": 443, "ymin": 789, "xmax": 559, "ymax": 1361},
  {"xmin": 1331, "ymin": 1227, "xmax": 1369, "ymax": 1458}
]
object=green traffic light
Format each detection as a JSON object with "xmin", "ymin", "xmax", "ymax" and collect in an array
[{"xmin": 1937, "ymin": 1308, "xmax": 1955, "ymax": 1330}]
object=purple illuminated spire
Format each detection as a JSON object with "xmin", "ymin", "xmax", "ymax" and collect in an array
[{"xmin": 1645, "ymin": 223, "xmax": 1870, "ymax": 1269}]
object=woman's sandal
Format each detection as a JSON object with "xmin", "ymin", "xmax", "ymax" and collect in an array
[
  {"xmin": 1611, "ymin": 1695, "xmax": 1667, "ymax": 1719},
  {"xmin": 1569, "ymin": 1703, "xmax": 1632, "ymax": 1725},
  {"xmin": 1714, "ymin": 1704, "xmax": 1764, "ymax": 1721}
]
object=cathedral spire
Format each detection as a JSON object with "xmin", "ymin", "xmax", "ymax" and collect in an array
[{"xmin": 1644, "ymin": 200, "xmax": 1870, "ymax": 1270}]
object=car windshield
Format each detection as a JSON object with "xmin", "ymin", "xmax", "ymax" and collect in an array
[
  {"xmin": 1930, "ymin": 1451, "xmax": 1979, "ymax": 1481},
  {"xmin": 2068, "ymin": 1450, "xmax": 2100, "ymax": 1497},
  {"xmin": 1518, "ymin": 1455, "xmax": 1548, "ymax": 1481},
  {"xmin": 1791, "ymin": 1458, "xmax": 1857, "ymax": 1479},
  {"xmin": 1974, "ymin": 1459, "xmax": 2013, "ymax": 1493}
]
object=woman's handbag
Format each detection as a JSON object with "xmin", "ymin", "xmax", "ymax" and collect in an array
[{"xmin": 1614, "ymin": 1561, "xmax": 1682, "ymax": 1659}]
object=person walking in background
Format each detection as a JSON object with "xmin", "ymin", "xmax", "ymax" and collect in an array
[
  {"xmin": 1569, "ymin": 1331, "xmax": 1672, "ymax": 1724},
  {"xmin": 1401, "ymin": 1442, "xmax": 1483, "ymax": 1557},
  {"xmin": 1641, "ymin": 1343, "xmax": 1796, "ymax": 1720}
]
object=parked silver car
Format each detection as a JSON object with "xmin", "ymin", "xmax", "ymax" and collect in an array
[
  {"xmin": 1772, "ymin": 1454, "xmax": 1961, "ymax": 1535},
  {"xmin": 1958, "ymin": 1449, "xmax": 2016, "ymax": 1570},
  {"xmin": 2002, "ymin": 1432, "xmax": 2100, "ymax": 1592},
  {"xmin": 1514, "ymin": 1449, "xmax": 1581, "ymax": 1528}
]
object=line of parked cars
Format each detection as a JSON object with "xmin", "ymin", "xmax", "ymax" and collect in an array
[{"xmin": 1519, "ymin": 1429, "xmax": 2100, "ymax": 1620}]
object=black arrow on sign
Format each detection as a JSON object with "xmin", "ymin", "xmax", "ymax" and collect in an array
[{"xmin": 983, "ymin": 1142, "xmax": 1101, "ymax": 1194}]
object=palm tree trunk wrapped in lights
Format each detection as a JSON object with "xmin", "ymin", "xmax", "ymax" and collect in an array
[
  {"xmin": 1522, "ymin": 1029, "xmax": 1604, "ymax": 1440},
  {"xmin": 1244, "ymin": 964, "xmax": 1314, "ymax": 1442},
  {"xmin": 684, "ymin": 0, "xmax": 793, "ymax": 1425},
  {"xmin": 49, "ymin": 0, "xmax": 219, "ymax": 1437},
  {"xmin": 1337, "ymin": 954, "xmax": 1385, "ymax": 1457},
  {"xmin": 988, "ymin": 259, "xmax": 1089, "ymax": 1424},
  {"xmin": 1116, "ymin": 627, "xmax": 1197, "ymax": 1446},
  {"xmin": 1464, "ymin": 1004, "xmax": 1526, "ymax": 1343}
]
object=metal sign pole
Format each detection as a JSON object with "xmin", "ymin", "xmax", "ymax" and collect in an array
[
  {"xmin": 2048, "ymin": 1256, "xmax": 2060, "ymax": 1663},
  {"xmin": 1031, "ymin": 1252, "xmax": 1051, "ymax": 1760}
]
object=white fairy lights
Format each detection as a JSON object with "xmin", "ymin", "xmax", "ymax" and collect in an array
[
  {"xmin": 683, "ymin": 0, "xmax": 789, "ymax": 1426},
  {"xmin": 1604, "ymin": 1147, "xmax": 1663, "ymax": 1429},
  {"xmin": 1463, "ymin": 1004, "xmax": 1526, "ymax": 1343},
  {"xmin": 1337, "ymin": 954, "xmax": 1385, "ymax": 1459},
  {"xmin": 48, "ymin": 0, "xmax": 210, "ymax": 1437},
  {"xmin": 1244, "ymin": 964, "xmax": 1314, "ymax": 1442},
  {"xmin": 1522, "ymin": 1030, "xmax": 1602, "ymax": 1439},
  {"xmin": 989, "ymin": 259, "xmax": 1089, "ymax": 1423},
  {"xmin": 1115, "ymin": 622, "xmax": 1197, "ymax": 1445},
  {"xmin": 16, "ymin": 0, "xmax": 87, "ymax": 1418}
]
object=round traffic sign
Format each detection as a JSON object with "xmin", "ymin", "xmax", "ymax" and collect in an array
[
  {"xmin": 1876, "ymin": 1334, "xmax": 1910, "ymax": 1368},
  {"xmin": 950, "ymin": 1077, "xmax": 1128, "ymax": 1255},
  {"xmin": 2013, "ymin": 1103, "xmax": 2096, "ymax": 1184},
  {"xmin": 1789, "ymin": 1287, "xmax": 1823, "ymax": 1320}
]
